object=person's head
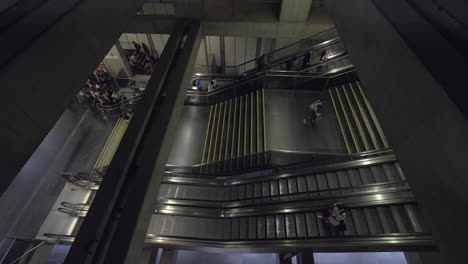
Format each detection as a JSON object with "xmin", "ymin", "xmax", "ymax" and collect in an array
[
  {"xmin": 335, "ymin": 203, "xmax": 345, "ymax": 210},
  {"xmin": 212, "ymin": 76, "xmax": 216, "ymax": 80}
]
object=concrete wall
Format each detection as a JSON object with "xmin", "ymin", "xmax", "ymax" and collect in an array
[{"xmin": 328, "ymin": 0, "xmax": 468, "ymax": 262}]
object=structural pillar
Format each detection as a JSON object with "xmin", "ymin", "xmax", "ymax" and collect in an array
[
  {"xmin": 328, "ymin": 0, "xmax": 468, "ymax": 262},
  {"xmin": 297, "ymin": 252, "xmax": 315, "ymax": 264},
  {"xmin": 138, "ymin": 247, "xmax": 159, "ymax": 264},
  {"xmin": 65, "ymin": 19, "xmax": 201, "ymax": 264},
  {"xmin": 159, "ymin": 249, "xmax": 178, "ymax": 264}
]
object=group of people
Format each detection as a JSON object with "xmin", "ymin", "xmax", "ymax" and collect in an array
[
  {"xmin": 128, "ymin": 41, "xmax": 159, "ymax": 74},
  {"xmin": 77, "ymin": 66, "xmax": 123, "ymax": 108},
  {"xmin": 255, "ymin": 48, "xmax": 329, "ymax": 73},
  {"xmin": 192, "ymin": 76, "xmax": 217, "ymax": 91}
]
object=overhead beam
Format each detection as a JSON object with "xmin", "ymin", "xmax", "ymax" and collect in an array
[
  {"xmin": 124, "ymin": 16, "xmax": 334, "ymax": 38},
  {"xmin": 279, "ymin": 0, "xmax": 312, "ymax": 23},
  {"xmin": 174, "ymin": 0, "xmax": 203, "ymax": 18}
]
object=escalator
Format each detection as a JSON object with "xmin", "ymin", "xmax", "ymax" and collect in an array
[
  {"xmin": 34, "ymin": 27, "xmax": 436, "ymax": 256},
  {"xmin": 49, "ymin": 152, "xmax": 435, "ymax": 251}
]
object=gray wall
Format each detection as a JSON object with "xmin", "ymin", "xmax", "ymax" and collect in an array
[{"xmin": 328, "ymin": 0, "xmax": 468, "ymax": 262}]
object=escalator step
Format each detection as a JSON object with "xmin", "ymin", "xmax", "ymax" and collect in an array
[
  {"xmin": 370, "ymin": 165, "xmax": 387, "ymax": 182},
  {"xmin": 351, "ymin": 208, "xmax": 370, "ymax": 235},
  {"xmin": 257, "ymin": 216, "xmax": 266, "ymax": 239},
  {"xmin": 363, "ymin": 207, "xmax": 384, "ymax": 234},
  {"xmin": 305, "ymin": 212, "xmax": 319, "ymax": 237},
  {"xmin": 285, "ymin": 214, "xmax": 297, "ymax": 238},
  {"xmin": 275, "ymin": 215, "xmax": 286, "ymax": 239},
  {"xmin": 295, "ymin": 213, "xmax": 308, "ymax": 238}
]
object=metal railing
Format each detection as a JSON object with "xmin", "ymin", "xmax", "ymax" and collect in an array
[
  {"xmin": 193, "ymin": 27, "xmax": 340, "ymax": 75},
  {"xmin": 186, "ymin": 56, "xmax": 354, "ymax": 106}
]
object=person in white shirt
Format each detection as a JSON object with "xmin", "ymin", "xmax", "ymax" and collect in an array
[{"xmin": 304, "ymin": 99, "xmax": 324, "ymax": 125}]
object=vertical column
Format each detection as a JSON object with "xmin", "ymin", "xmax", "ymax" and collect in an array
[
  {"xmin": 138, "ymin": 248, "xmax": 159, "ymax": 264},
  {"xmin": 159, "ymin": 249, "xmax": 178, "ymax": 264},
  {"xmin": 115, "ymin": 42, "xmax": 134, "ymax": 78},
  {"xmin": 66, "ymin": 20, "xmax": 201, "ymax": 264}
]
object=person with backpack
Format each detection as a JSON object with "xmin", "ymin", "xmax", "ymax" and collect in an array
[{"xmin": 192, "ymin": 76, "xmax": 202, "ymax": 90}]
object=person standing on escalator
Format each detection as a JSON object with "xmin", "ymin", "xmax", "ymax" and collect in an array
[
  {"xmin": 302, "ymin": 49, "xmax": 312, "ymax": 70},
  {"xmin": 256, "ymin": 54, "xmax": 265, "ymax": 72},
  {"xmin": 319, "ymin": 202, "xmax": 348, "ymax": 236}
]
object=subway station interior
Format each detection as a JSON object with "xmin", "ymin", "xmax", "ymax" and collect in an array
[{"xmin": 1, "ymin": 0, "xmax": 468, "ymax": 263}]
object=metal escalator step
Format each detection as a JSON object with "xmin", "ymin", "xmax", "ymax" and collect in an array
[
  {"xmin": 221, "ymin": 187, "xmax": 230, "ymax": 201},
  {"xmin": 347, "ymin": 168, "xmax": 363, "ymax": 186},
  {"xmin": 359, "ymin": 167, "xmax": 375, "ymax": 184},
  {"xmin": 376, "ymin": 207, "xmax": 398, "ymax": 233},
  {"xmin": 230, "ymin": 185, "xmax": 239, "ymax": 201},
  {"xmin": 351, "ymin": 208, "xmax": 370, "ymax": 235},
  {"xmin": 316, "ymin": 211, "xmax": 331, "ymax": 237},
  {"xmin": 257, "ymin": 216, "xmax": 266, "ymax": 239},
  {"xmin": 238, "ymin": 185, "xmax": 246, "ymax": 200},
  {"xmin": 285, "ymin": 214, "xmax": 297, "ymax": 238},
  {"xmin": 316, "ymin": 174, "xmax": 328, "ymax": 190},
  {"xmin": 343, "ymin": 213, "xmax": 356, "ymax": 236},
  {"xmin": 262, "ymin": 182, "xmax": 270, "ymax": 197},
  {"xmin": 295, "ymin": 213, "xmax": 307, "ymax": 238},
  {"xmin": 337, "ymin": 170, "xmax": 351, "ymax": 188},
  {"xmin": 231, "ymin": 218, "xmax": 240, "ymax": 240},
  {"xmin": 275, "ymin": 215, "xmax": 286, "ymax": 239},
  {"xmin": 248, "ymin": 216, "xmax": 257, "ymax": 239},
  {"xmin": 297, "ymin": 176, "xmax": 307, "ymax": 193},
  {"xmin": 326, "ymin": 172, "xmax": 340, "ymax": 195},
  {"xmin": 363, "ymin": 208, "xmax": 384, "ymax": 234},
  {"xmin": 254, "ymin": 183, "xmax": 262, "ymax": 198},
  {"xmin": 306, "ymin": 175, "xmax": 318, "ymax": 192},
  {"xmin": 246, "ymin": 184, "xmax": 254, "ymax": 199},
  {"xmin": 223, "ymin": 219, "xmax": 231, "ymax": 240},
  {"xmin": 266, "ymin": 215, "xmax": 276, "ymax": 239},
  {"xmin": 239, "ymin": 217, "xmax": 248, "ymax": 239},
  {"xmin": 382, "ymin": 163, "xmax": 400, "ymax": 182},
  {"xmin": 305, "ymin": 212, "xmax": 319, "ymax": 238},
  {"xmin": 271, "ymin": 180, "xmax": 280, "ymax": 196},
  {"xmin": 370, "ymin": 165, "xmax": 387, "ymax": 182},
  {"xmin": 279, "ymin": 179, "xmax": 288, "ymax": 195},
  {"xmin": 390, "ymin": 205, "xmax": 410, "ymax": 233},
  {"xmin": 288, "ymin": 178, "xmax": 298, "ymax": 194}
]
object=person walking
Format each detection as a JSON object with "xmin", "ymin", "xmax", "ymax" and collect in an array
[
  {"xmin": 304, "ymin": 99, "xmax": 324, "ymax": 125},
  {"xmin": 256, "ymin": 54, "xmax": 265, "ymax": 72},
  {"xmin": 142, "ymin": 43, "xmax": 150, "ymax": 54},
  {"xmin": 132, "ymin": 41, "xmax": 141, "ymax": 53}
]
